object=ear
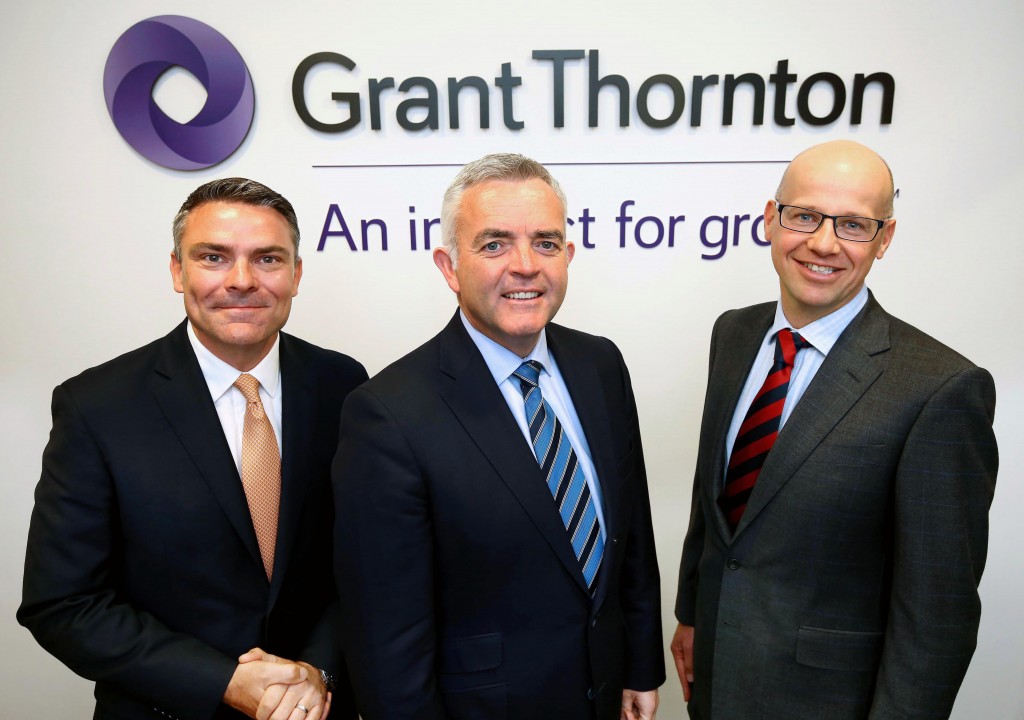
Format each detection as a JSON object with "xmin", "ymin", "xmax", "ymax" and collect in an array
[
  {"xmin": 291, "ymin": 257, "xmax": 303, "ymax": 297},
  {"xmin": 565, "ymin": 240, "xmax": 575, "ymax": 265},
  {"xmin": 762, "ymin": 199, "xmax": 777, "ymax": 243},
  {"xmin": 433, "ymin": 246, "xmax": 460, "ymax": 294},
  {"xmin": 876, "ymin": 218, "xmax": 896, "ymax": 259},
  {"xmin": 170, "ymin": 251, "xmax": 184, "ymax": 293}
]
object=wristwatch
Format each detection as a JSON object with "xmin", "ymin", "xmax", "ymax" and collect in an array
[{"xmin": 320, "ymin": 668, "xmax": 337, "ymax": 693}]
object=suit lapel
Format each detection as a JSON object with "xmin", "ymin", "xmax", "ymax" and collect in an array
[
  {"xmin": 705, "ymin": 307, "xmax": 774, "ymax": 542},
  {"xmin": 437, "ymin": 314, "xmax": 590, "ymax": 595},
  {"xmin": 150, "ymin": 322, "xmax": 264, "ymax": 569},
  {"xmin": 269, "ymin": 333, "xmax": 314, "ymax": 608},
  {"xmin": 735, "ymin": 296, "xmax": 891, "ymax": 537}
]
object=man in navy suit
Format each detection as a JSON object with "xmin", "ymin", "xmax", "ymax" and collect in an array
[
  {"xmin": 334, "ymin": 154, "xmax": 665, "ymax": 719},
  {"xmin": 672, "ymin": 141, "xmax": 998, "ymax": 719},
  {"xmin": 19, "ymin": 178, "xmax": 367, "ymax": 720}
]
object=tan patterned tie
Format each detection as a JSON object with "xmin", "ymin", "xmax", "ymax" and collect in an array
[{"xmin": 234, "ymin": 373, "xmax": 280, "ymax": 580}]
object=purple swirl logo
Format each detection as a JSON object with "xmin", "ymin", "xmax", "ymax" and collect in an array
[{"xmin": 103, "ymin": 16, "xmax": 254, "ymax": 170}]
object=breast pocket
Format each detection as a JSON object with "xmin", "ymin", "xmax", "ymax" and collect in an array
[{"xmin": 810, "ymin": 442, "xmax": 891, "ymax": 468}]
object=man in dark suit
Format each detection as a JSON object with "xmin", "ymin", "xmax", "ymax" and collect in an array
[
  {"xmin": 333, "ymin": 154, "xmax": 665, "ymax": 720},
  {"xmin": 19, "ymin": 178, "xmax": 367, "ymax": 720},
  {"xmin": 671, "ymin": 140, "xmax": 998, "ymax": 719}
]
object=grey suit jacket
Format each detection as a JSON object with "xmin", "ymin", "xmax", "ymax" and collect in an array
[{"xmin": 676, "ymin": 294, "xmax": 998, "ymax": 720}]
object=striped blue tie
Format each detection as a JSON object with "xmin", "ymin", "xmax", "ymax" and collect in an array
[{"xmin": 512, "ymin": 360, "xmax": 604, "ymax": 590}]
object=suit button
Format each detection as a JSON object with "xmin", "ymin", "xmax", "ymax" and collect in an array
[
  {"xmin": 587, "ymin": 687, "xmax": 596, "ymax": 700},
  {"xmin": 727, "ymin": 559, "xmax": 741, "ymax": 570}
]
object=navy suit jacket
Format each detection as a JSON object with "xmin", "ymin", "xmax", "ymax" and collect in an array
[
  {"xmin": 334, "ymin": 313, "xmax": 665, "ymax": 720},
  {"xmin": 19, "ymin": 321, "xmax": 367, "ymax": 720},
  {"xmin": 676, "ymin": 295, "xmax": 998, "ymax": 719}
]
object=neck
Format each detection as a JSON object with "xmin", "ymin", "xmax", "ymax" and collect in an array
[{"xmin": 193, "ymin": 328, "xmax": 276, "ymax": 372}]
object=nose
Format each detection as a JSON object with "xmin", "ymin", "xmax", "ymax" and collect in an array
[
  {"xmin": 806, "ymin": 219, "xmax": 841, "ymax": 256},
  {"xmin": 508, "ymin": 243, "xmax": 538, "ymax": 275},
  {"xmin": 226, "ymin": 260, "xmax": 259, "ymax": 291}
]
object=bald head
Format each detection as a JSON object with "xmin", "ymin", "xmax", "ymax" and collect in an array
[
  {"xmin": 765, "ymin": 139, "xmax": 897, "ymax": 328},
  {"xmin": 776, "ymin": 140, "xmax": 895, "ymax": 218}
]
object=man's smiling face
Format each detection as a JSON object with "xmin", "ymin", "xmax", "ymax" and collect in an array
[
  {"xmin": 170, "ymin": 201, "xmax": 302, "ymax": 370},
  {"xmin": 766, "ymin": 141, "xmax": 895, "ymax": 328},
  {"xmin": 434, "ymin": 178, "xmax": 573, "ymax": 357}
]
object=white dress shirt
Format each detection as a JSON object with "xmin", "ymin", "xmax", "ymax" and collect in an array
[{"xmin": 187, "ymin": 323, "xmax": 283, "ymax": 475}]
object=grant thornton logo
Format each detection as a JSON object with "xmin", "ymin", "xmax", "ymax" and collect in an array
[{"xmin": 103, "ymin": 16, "xmax": 254, "ymax": 171}]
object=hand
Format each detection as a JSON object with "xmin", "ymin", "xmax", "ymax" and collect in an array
[
  {"xmin": 231, "ymin": 648, "xmax": 330, "ymax": 720},
  {"xmin": 670, "ymin": 623, "xmax": 695, "ymax": 702},
  {"xmin": 621, "ymin": 688, "xmax": 658, "ymax": 720},
  {"xmin": 223, "ymin": 648, "xmax": 308, "ymax": 718}
]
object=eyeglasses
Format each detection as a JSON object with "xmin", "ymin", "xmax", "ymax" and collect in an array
[{"xmin": 775, "ymin": 203, "xmax": 888, "ymax": 243}]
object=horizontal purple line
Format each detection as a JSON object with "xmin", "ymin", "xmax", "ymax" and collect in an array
[{"xmin": 312, "ymin": 160, "xmax": 789, "ymax": 169}]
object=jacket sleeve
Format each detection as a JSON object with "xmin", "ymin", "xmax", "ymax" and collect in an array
[
  {"xmin": 675, "ymin": 316, "xmax": 721, "ymax": 626},
  {"xmin": 614, "ymin": 347, "xmax": 667, "ymax": 691},
  {"xmin": 868, "ymin": 366, "xmax": 998, "ymax": 718},
  {"xmin": 333, "ymin": 385, "xmax": 447, "ymax": 720},
  {"xmin": 18, "ymin": 384, "xmax": 237, "ymax": 720},
  {"xmin": 298, "ymin": 357, "xmax": 371, "ymax": 683}
]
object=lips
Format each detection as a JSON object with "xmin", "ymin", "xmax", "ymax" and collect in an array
[{"xmin": 211, "ymin": 297, "xmax": 270, "ymax": 309}]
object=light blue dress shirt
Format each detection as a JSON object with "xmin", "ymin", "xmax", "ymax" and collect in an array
[
  {"xmin": 459, "ymin": 311, "xmax": 607, "ymax": 539},
  {"xmin": 722, "ymin": 285, "xmax": 870, "ymax": 487}
]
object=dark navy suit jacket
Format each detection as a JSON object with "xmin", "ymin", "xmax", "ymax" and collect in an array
[
  {"xmin": 334, "ymin": 313, "xmax": 665, "ymax": 720},
  {"xmin": 19, "ymin": 321, "xmax": 367, "ymax": 720}
]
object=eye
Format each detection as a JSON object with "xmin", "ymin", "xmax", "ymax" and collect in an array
[
  {"xmin": 483, "ymin": 241, "xmax": 501, "ymax": 252},
  {"xmin": 538, "ymin": 240, "xmax": 557, "ymax": 251},
  {"xmin": 202, "ymin": 254, "xmax": 224, "ymax": 263},
  {"xmin": 781, "ymin": 207, "xmax": 821, "ymax": 228},
  {"xmin": 257, "ymin": 255, "xmax": 282, "ymax": 265}
]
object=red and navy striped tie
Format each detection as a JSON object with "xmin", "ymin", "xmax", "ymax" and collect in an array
[
  {"xmin": 719, "ymin": 328, "xmax": 812, "ymax": 532},
  {"xmin": 513, "ymin": 360, "xmax": 604, "ymax": 590}
]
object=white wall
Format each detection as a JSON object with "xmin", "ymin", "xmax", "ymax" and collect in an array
[{"xmin": 3, "ymin": 1, "xmax": 1021, "ymax": 717}]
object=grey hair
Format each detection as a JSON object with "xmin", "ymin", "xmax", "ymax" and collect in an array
[
  {"xmin": 440, "ymin": 153, "xmax": 567, "ymax": 266},
  {"xmin": 172, "ymin": 177, "xmax": 300, "ymax": 261}
]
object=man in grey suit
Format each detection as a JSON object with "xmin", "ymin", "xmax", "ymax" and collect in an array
[{"xmin": 671, "ymin": 140, "xmax": 998, "ymax": 719}]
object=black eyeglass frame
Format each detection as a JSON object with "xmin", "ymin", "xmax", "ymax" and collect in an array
[{"xmin": 775, "ymin": 202, "xmax": 889, "ymax": 243}]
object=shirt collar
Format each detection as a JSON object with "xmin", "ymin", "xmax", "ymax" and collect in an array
[
  {"xmin": 186, "ymin": 322, "xmax": 282, "ymax": 402},
  {"xmin": 773, "ymin": 285, "xmax": 869, "ymax": 356},
  {"xmin": 459, "ymin": 310, "xmax": 552, "ymax": 385}
]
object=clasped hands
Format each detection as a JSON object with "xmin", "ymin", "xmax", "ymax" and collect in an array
[{"xmin": 224, "ymin": 647, "xmax": 331, "ymax": 720}]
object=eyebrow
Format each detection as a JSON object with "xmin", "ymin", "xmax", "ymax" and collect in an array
[
  {"xmin": 473, "ymin": 228, "xmax": 565, "ymax": 244},
  {"xmin": 785, "ymin": 204, "xmax": 875, "ymax": 218},
  {"xmin": 189, "ymin": 242, "xmax": 292, "ymax": 256}
]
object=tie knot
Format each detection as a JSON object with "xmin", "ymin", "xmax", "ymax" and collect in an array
[
  {"xmin": 774, "ymin": 328, "xmax": 812, "ymax": 367},
  {"xmin": 234, "ymin": 373, "xmax": 262, "ymax": 403},
  {"xmin": 512, "ymin": 360, "xmax": 543, "ymax": 389}
]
